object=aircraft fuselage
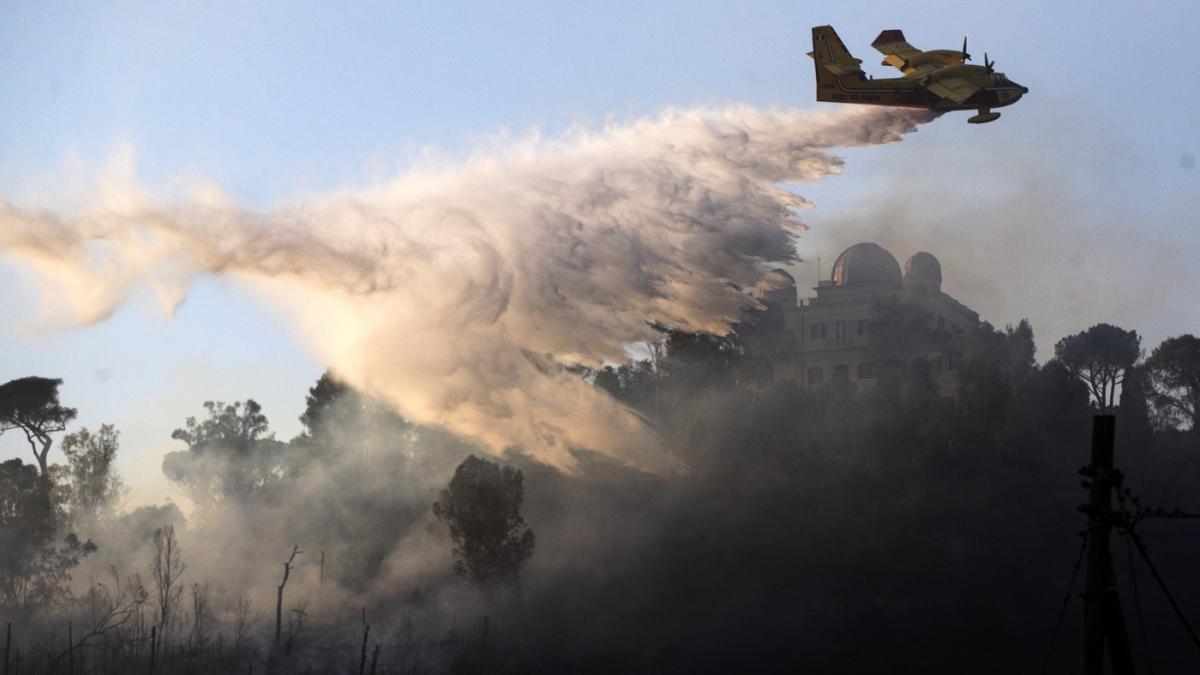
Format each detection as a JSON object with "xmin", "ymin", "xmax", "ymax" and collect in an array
[
  {"xmin": 809, "ymin": 25, "xmax": 1027, "ymax": 123},
  {"xmin": 817, "ymin": 71, "xmax": 1027, "ymax": 112}
]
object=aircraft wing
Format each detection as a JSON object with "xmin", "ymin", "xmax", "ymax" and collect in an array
[
  {"xmin": 924, "ymin": 77, "xmax": 978, "ymax": 104},
  {"xmin": 905, "ymin": 61, "xmax": 944, "ymax": 77},
  {"xmin": 872, "ymin": 29, "xmax": 922, "ymax": 71}
]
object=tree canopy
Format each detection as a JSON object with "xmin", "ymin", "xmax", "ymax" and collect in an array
[
  {"xmin": 1144, "ymin": 334, "xmax": 1200, "ymax": 430},
  {"xmin": 433, "ymin": 455, "xmax": 536, "ymax": 587},
  {"xmin": 162, "ymin": 400, "xmax": 285, "ymax": 504},
  {"xmin": 60, "ymin": 424, "xmax": 127, "ymax": 523},
  {"xmin": 0, "ymin": 458, "xmax": 53, "ymax": 565},
  {"xmin": 1053, "ymin": 323, "xmax": 1141, "ymax": 409},
  {"xmin": 0, "ymin": 376, "xmax": 78, "ymax": 479},
  {"xmin": 0, "ymin": 458, "xmax": 94, "ymax": 609},
  {"xmin": 299, "ymin": 371, "xmax": 353, "ymax": 438}
]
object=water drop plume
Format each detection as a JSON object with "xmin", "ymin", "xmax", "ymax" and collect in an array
[{"xmin": 0, "ymin": 105, "xmax": 935, "ymax": 472}]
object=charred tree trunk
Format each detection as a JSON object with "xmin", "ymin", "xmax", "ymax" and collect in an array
[
  {"xmin": 275, "ymin": 545, "xmax": 301, "ymax": 649},
  {"xmin": 148, "ymin": 626, "xmax": 157, "ymax": 675},
  {"xmin": 359, "ymin": 609, "xmax": 369, "ymax": 675}
]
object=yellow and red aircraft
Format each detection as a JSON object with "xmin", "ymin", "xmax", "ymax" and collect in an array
[{"xmin": 809, "ymin": 25, "xmax": 1027, "ymax": 124}]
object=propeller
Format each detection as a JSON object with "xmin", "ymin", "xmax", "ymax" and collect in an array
[
  {"xmin": 984, "ymin": 52, "xmax": 994, "ymax": 74},
  {"xmin": 961, "ymin": 34, "xmax": 971, "ymax": 62}
]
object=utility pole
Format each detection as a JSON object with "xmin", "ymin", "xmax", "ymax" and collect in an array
[{"xmin": 1079, "ymin": 414, "xmax": 1136, "ymax": 675}]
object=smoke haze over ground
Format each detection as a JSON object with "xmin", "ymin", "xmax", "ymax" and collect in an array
[
  {"xmin": 0, "ymin": 105, "xmax": 934, "ymax": 472},
  {"xmin": 3, "ymin": 102, "xmax": 1200, "ymax": 675},
  {"xmin": 5, "ymin": 4, "xmax": 1200, "ymax": 672},
  {"xmin": 793, "ymin": 113, "xmax": 1200, "ymax": 361}
]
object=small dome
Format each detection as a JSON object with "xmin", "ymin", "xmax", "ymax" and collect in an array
[
  {"xmin": 903, "ymin": 251, "xmax": 942, "ymax": 290},
  {"xmin": 831, "ymin": 243, "xmax": 901, "ymax": 287},
  {"xmin": 757, "ymin": 268, "xmax": 797, "ymax": 307}
]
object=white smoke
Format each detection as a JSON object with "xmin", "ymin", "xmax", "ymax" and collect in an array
[{"xmin": 0, "ymin": 105, "xmax": 933, "ymax": 472}]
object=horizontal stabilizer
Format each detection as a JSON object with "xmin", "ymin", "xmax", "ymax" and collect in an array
[
  {"xmin": 870, "ymin": 28, "xmax": 922, "ymax": 71},
  {"xmin": 871, "ymin": 29, "xmax": 906, "ymax": 48}
]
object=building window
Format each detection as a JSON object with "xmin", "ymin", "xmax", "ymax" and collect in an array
[
  {"xmin": 835, "ymin": 321, "xmax": 846, "ymax": 345},
  {"xmin": 857, "ymin": 318, "xmax": 869, "ymax": 336},
  {"xmin": 937, "ymin": 315, "xmax": 946, "ymax": 332},
  {"xmin": 941, "ymin": 354, "xmax": 954, "ymax": 371},
  {"xmin": 857, "ymin": 361, "xmax": 875, "ymax": 379},
  {"xmin": 810, "ymin": 323, "xmax": 826, "ymax": 340},
  {"xmin": 833, "ymin": 364, "xmax": 849, "ymax": 382},
  {"xmin": 807, "ymin": 367, "xmax": 824, "ymax": 385}
]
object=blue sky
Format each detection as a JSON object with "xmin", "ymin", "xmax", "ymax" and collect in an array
[{"xmin": 2, "ymin": 1, "xmax": 1197, "ymax": 504}]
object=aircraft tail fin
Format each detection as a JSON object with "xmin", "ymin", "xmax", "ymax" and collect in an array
[{"xmin": 809, "ymin": 26, "xmax": 863, "ymax": 100}]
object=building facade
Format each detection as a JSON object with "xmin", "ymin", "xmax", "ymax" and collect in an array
[{"xmin": 754, "ymin": 242, "xmax": 979, "ymax": 396}]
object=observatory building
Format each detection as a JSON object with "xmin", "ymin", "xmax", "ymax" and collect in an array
[{"xmin": 754, "ymin": 243, "xmax": 979, "ymax": 396}]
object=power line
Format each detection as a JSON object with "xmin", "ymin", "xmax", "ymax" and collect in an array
[
  {"xmin": 1115, "ymin": 483, "xmax": 1200, "ymax": 656},
  {"xmin": 1127, "ymin": 529, "xmax": 1200, "ymax": 654},
  {"xmin": 1040, "ymin": 531, "xmax": 1087, "ymax": 675},
  {"xmin": 1117, "ymin": 489, "xmax": 1154, "ymax": 674},
  {"xmin": 1123, "ymin": 533, "xmax": 1153, "ymax": 674}
]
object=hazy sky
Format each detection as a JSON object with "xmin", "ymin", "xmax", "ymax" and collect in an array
[{"xmin": 2, "ymin": 1, "xmax": 1197, "ymax": 505}]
